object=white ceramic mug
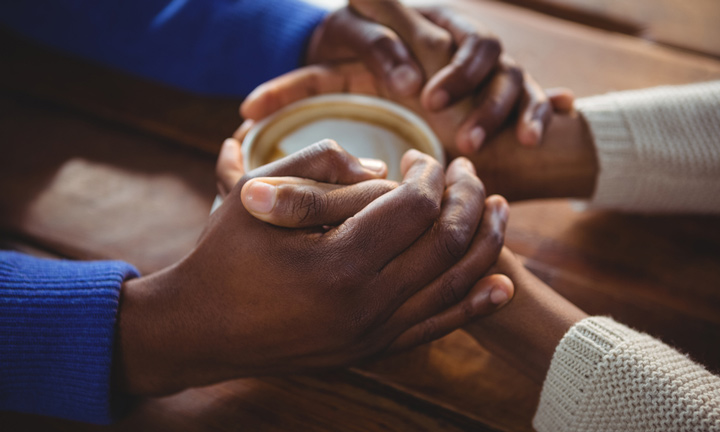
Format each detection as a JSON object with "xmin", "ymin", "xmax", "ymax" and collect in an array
[
  {"xmin": 211, "ymin": 94, "xmax": 443, "ymax": 213},
  {"xmin": 242, "ymin": 94, "xmax": 443, "ymax": 181}
]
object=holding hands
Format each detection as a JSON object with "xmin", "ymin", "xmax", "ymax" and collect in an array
[
  {"xmin": 118, "ymin": 142, "xmax": 513, "ymax": 396},
  {"xmin": 179, "ymin": 0, "xmax": 595, "ymax": 399},
  {"xmin": 255, "ymin": 0, "xmax": 574, "ymax": 155}
]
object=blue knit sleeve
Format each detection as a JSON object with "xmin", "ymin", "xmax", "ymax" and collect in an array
[
  {"xmin": 0, "ymin": 0, "xmax": 327, "ymax": 96},
  {"xmin": 0, "ymin": 251, "xmax": 140, "ymax": 424}
]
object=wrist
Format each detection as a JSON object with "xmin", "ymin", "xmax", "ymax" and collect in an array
[
  {"xmin": 472, "ymin": 112, "xmax": 599, "ymax": 201},
  {"xmin": 114, "ymin": 268, "xmax": 186, "ymax": 396},
  {"xmin": 540, "ymin": 111, "xmax": 598, "ymax": 199},
  {"xmin": 465, "ymin": 249, "xmax": 588, "ymax": 383},
  {"xmin": 514, "ymin": 112, "xmax": 598, "ymax": 201}
]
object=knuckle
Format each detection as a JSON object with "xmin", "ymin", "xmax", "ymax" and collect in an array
[
  {"xmin": 293, "ymin": 189, "xmax": 325, "ymax": 223},
  {"xmin": 456, "ymin": 174, "xmax": 485, "ymax": 200},
  {"xmin": 435, "ymin": 220, "xmax": 472, "ymax": 263},
  {"xmin": 366, "ymin": 30, "xmax": 405, "ymax": 71},
  {"xmin": 419, "ymin": 318, "xmax": 440, "ymax": 345},
  {"xmin": 459, "ymin": 299, "xmax": 476, "ymax": 320},
  {"xmin": 311, "ymin": 139, "xmax": 351, "ymax": 182},
  {"xmin": 461, "ymin": 34, "xmax": 483, "ymax": 55},
  {"xmin": 417, "ymin": 31, "xmax": 453, "ymax": 54},
  {"xmin": 437, "ymin": 273, "xmax": 464, "ymax": 308},
  {"xmin": 406, "ymin": 183, "xmax": 441, "ymax": 223},
  {"xmin": 315, "ymin": 138, "xmax": 344, "ymax": 157}
]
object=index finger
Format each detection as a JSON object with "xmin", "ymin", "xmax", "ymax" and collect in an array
[
  {"xmin": 419, "ymin": 8, "xmax": 502, "ymax": 112},
  {"xmin": 350, "ymin": 0, "xmax": 453, "ymax": 76}
]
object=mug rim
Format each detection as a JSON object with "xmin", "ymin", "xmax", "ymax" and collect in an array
[{"xmin": 241, "ymin": 93, "xmax": 445, "ymax": 173}]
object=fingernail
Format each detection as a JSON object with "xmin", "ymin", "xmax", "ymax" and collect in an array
[
  {"xmin": 469, "ymin": 126, "xmax": 485, "ymax": 151},
  {"xmin": 429, "ymin": 89, "xmax": 449, "ymax": 111},
  {"xmin": 526, "ymin": 120, "xmax": 542, "ymax": 146},
  {"xmin": 359, "ymin": 157, "xmax": 386, "ymax": 174},
  {"xmin": 490, "ymin": 286, "xmax": 510, "ymax": 305},
  {"xmin": 389, "ymin": 65, "xmax": 421, "ymax": 95},
  {"xmin": 222, "ymin": 137, "xmax": 238, "ymax": 153},
  {"xmin": 495, "ymin": 200, "xmax": 509, "ymax": 221},
  {"xmin": 459, "ymin": 157, "xmax": 476, "ymax": 174},
  {"xmin": 244, "ymin": 181, "xmax": 276, "ymax": 214}
]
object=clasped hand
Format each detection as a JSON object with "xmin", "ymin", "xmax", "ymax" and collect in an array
[{"xmin": 116, "ymin": 141, "xmax": 512, "ymax": 396}]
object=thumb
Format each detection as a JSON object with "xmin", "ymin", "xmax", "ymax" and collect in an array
[{"xmin": 241, "ymin": 175, "xmax": 396, "ymax": 228}]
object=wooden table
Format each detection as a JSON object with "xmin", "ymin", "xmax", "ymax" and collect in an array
[{"xmin": 2, "ymin": 1, "xmax": 719, "ymax": 430}]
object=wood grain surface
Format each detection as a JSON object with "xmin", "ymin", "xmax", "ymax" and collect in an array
[
  {"xmin": 1, "ymin": 1, "xmax": 719, "ymax": 431},
  {"xmin": 498, "ymin": 0, "xmax": 720, "ymax": 57}
]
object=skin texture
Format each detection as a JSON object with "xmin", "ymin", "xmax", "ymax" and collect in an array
[
  {"xmin": 205, "ymin": 0, "xmax": 593, "ymax": 399},
  {"xmin": 464, "ymin": 110, "xmax": 599, "ymax": 202},
  {"xmin": 116, "ymin": 142, "xmax": 514, "ymax": 396},
  {"xmin": 237, "ymin": 63, "xmax": 595, "ymax": 202},
  {"xmin": 302, "ymin": 0, "xmax": 568, "ymax": 151},
  {"xmin": 465, "ymin": 249, "xmax": 588, "ymax": 383},
  {"xmin": 224, "ymin": 155, "xmax": 590, "ymax": 386},
  {"xmin": 227, "ymin": 163, "xmax": 591, "ymax": 385}
]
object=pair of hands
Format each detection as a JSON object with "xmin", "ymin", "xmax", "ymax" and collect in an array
[
  {"xmin": 116, "ymin": 0, "xmax": 591, "ymax": 396},
  {"xmin": 231, "ymin": 0, "xmax": 597, "ymax": 202},
  {"xmin": 117, "ymin": 142, "xmax": 514, "ymax": 396},
  {"xmin": 258, "ymin": 0, "xmax": 574, "ymax": 154},
  {"xmin": 215, "ymin": 0, "xmax": 595, "ymax": 385}
]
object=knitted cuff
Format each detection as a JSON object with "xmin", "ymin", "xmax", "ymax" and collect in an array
[
  {"xmin": 576, "ymin": 82, "xmax": 720, "ymax": 214},
  {"xmin": 533, "ymin": 316, "xmax": 720, "ymax": 432},
  {"xmin": 575, "ymin": 94, "xmax": 641, "ymax": 209},
  {"xmin": 532, "ymin": 316, "xmax": 640, "ymax": 432},
  {"xmin": 0, "ymin": 251, "xmax": 140, "ymax": 424}
]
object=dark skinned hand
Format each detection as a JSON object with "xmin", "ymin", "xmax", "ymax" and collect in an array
[
  {"xmin": 116, "ymin": 141, "xmax": 513, "ymax": 397},
  {"xmin": 296, "ymin": 0, "xmax": 574, "ymax": 152}
]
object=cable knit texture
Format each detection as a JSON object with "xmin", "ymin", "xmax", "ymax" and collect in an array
[
  {"xmin": 576, "ymin": 81, "xmax": 720, "ymax": 213},
  {"xmin": 0, "ymin": 251, "xmax": 140, "ymax": 424},
  {"xmin": 534, "ymin": 317, "xmax": 720, "ymax": 432}
]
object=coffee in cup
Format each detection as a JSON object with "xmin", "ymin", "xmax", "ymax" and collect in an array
[{"xmin": 242, "ymin": 94, "xmax": 444, "ymax": 181}]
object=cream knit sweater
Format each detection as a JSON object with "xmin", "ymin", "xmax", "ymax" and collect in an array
[{"xmin": 533, "ymin": 81, "xmax": 720, "ymax": 432}]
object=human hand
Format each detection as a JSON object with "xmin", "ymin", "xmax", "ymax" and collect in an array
[
  {"xmin": 302, "ymin": 0, "xmax": 573, "ymax": 152},
  {"xmin": 117, "ymin": 141, "xmax": 512, "ymax": 396},
  {"xmin": 241, "ymin": 61, "xmax": 572, "ymax": 167},
  {"xmin": 226, "ymin": 63, "xmax": 589, "ymax": 202},
  {"xmin": 464, "ymin": 248, "xmax": 588, "ymax": 383},
  {"xmin": 461, "ymin": 110, "xmax": 599, "ymax": 201}
]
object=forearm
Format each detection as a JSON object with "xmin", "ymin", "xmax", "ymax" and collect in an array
[
  {"xmin": 512, "ymin": 112, "xmax": 598, "ymax": 201},
  {"xmin": 467, "ymin": 111, "xmax": 599, "ymax": 202},
  {"xmin": 464, "ymin": 248, "xmax": 588, "ymax": 383},
  {"xmin": 466, "ymin": 250, "xmax": 720, "ymax": 431}
]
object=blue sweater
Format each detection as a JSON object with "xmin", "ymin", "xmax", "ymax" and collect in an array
[
  {"xmin": 0, "ymin": 252, "xmax": 140, "ymax": 423},
  {"xmin": 0, "ymin": 0, "xmax": 326, "ymax": 96},
  {"xmin": 0, "ymin": 0, "xmax": 326, "ymax": 424}
]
